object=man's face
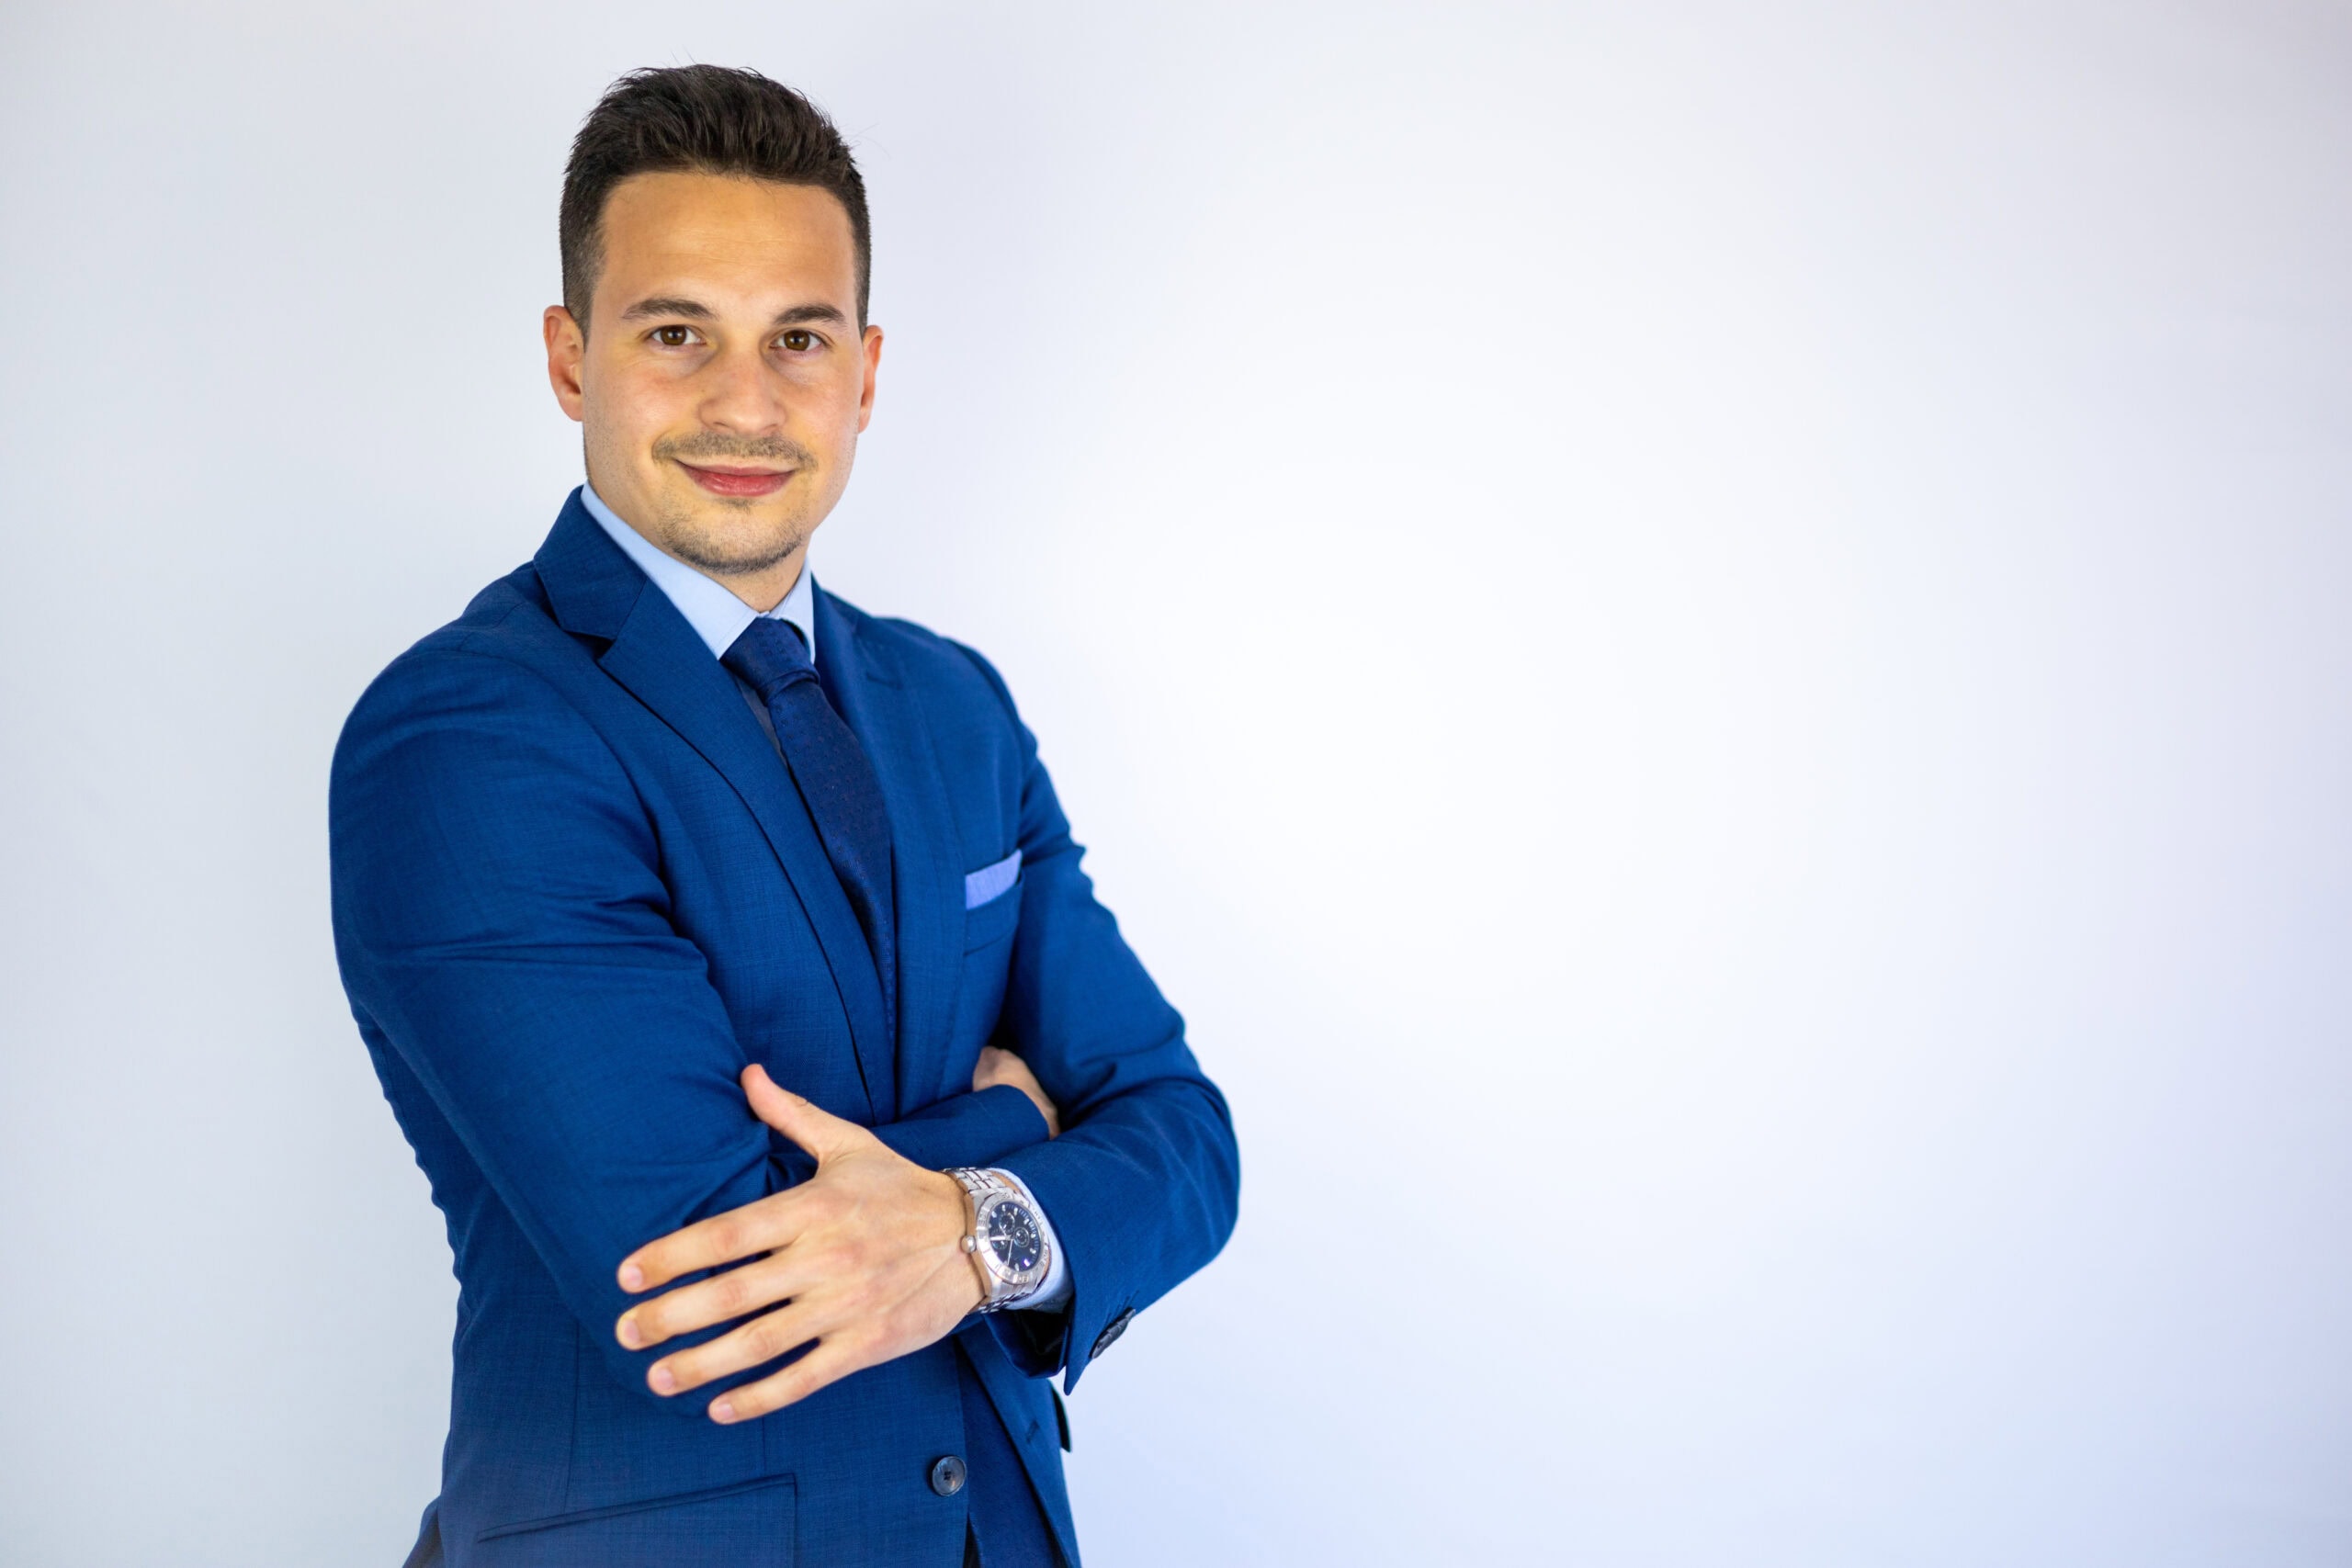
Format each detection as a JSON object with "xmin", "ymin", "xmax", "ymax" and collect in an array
[{"xmin": 543, "ymin": 172, "xmax": 881, "ymax": 604}]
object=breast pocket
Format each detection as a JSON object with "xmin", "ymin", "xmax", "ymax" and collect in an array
[{"xmin": 963, "ymin": 851, "xmax": 1023, "ymax": 952}]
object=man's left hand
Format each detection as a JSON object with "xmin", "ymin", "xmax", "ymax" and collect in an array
[{"xmin": 614, "ymin": 1065, "xmax": 982, "ymax": 1422}]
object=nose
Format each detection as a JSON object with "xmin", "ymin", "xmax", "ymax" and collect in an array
[{"xmin": 695, "ymin": 338, "xmax": 786, "ymax": 437}]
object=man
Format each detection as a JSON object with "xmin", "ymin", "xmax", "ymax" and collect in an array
[{"xmin": 330, "ymin": 65, "xmax": 1239, "ymax": 1568}]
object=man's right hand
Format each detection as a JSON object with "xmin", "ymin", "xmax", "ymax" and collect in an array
[
  {"xmin": 612, "ymin": 1057, "xmax": 1063, "ymax": 1422},
  {"xmin": 616, "ymin": 1068, "xmax": 985, "ymax": 1422},
  {"xmin": 973, "ymin": 1045, "xmax": 1059, "ymax": 1137}
]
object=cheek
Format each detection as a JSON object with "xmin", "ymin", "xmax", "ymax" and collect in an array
[
  {"xmin": 787, "ymin": 369, "xmax": 870, "ymax": 451},
  {"xmin": 589, "ymin": 362, "xmax": 693, "ymax": 446}
]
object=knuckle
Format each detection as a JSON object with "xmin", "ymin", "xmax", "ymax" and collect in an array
[{"xmin": 742, "ymin": 1316, "xmax": 784, "ymax": 1360}]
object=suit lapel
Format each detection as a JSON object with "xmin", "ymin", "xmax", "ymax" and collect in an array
[
  {"xmin": 534, "ymin": 496, "xmax": 894, "ymax": 1122},
  {"xmin": 817, "ymin": 590, "xmax": 967, "ymax": 1119}
]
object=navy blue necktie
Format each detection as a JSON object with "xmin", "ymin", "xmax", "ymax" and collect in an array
[
  {"xmin": 721, "ymin": 617, "xmax": 896, "ymax": 1033},
  {"xmin": 728, "ymin": 619, "xmax": 1053, "ymax": 1567}
]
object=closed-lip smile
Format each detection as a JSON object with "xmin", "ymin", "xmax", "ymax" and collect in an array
[{"xmin": 678, "ymin": 461, "xmax": 794, "ymax": 498}]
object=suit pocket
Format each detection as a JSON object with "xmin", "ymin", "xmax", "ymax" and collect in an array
[
  {"xmin": 472, "ymin": 1473, "xmax": 795, "ymax": 1567},
  {"xmin": 962, "ymin": 869, "xmax": 1023, "ymax": 951}
]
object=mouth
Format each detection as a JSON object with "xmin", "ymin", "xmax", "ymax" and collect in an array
[{"xmin": 676, "ymin": 461, "xmax": 796, "ymax": 499}]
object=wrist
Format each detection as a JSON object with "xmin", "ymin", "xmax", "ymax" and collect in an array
[
  {"xmin": 944, "ymin": 1167, "xmax": 1053, "ymax": 1313},
  {"xmin": 940, "ymin": 1173, "xmax": 985, "ymax": 1313}
]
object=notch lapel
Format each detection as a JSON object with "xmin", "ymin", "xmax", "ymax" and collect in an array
[
  {"xmin": 534, "ymin": 496, "xmax": 895, "ymax": 1122},
  {"xmin": 817, "ymin": 591, "xmax": 967, "ymax": 1120}
]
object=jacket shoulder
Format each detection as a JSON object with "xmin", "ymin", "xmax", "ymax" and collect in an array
[
  {"xmin": 831, "ymin": 595, "xmax": 1023, "ymax": 725},
  {"xmin": 336, "ymin": 562, "xmax": 596, "ymax": 749}
]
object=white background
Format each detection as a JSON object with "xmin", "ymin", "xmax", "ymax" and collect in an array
[{"xmin": 3, "ymin": 3, "xmax": 2348, "ymax": 1563}]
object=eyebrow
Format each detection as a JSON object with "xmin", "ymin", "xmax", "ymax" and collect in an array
[
  {"xmin": 770, "ymin": 302, "xmax": 850, "ymax": 328},
  {"xmin": 616, "ymin": 297, "xmax": 849, "ymax": 329},
  {"xmin": 618, "ymin": 296, "xmax": 716, "ymax": 322}
]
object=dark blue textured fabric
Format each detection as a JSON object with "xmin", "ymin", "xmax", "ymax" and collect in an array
[
  {"xmin": 957, "ymin": 1348, "xmax": 1058, "ymax": 1567},
  {"xmin": 722, "ymin": 616, "xmax": 898, "ymax": 1044},
  {"xmin": 723, "ymin": 617, "xmax": 1050, "ymax": 1565},
  {"xmin": 329, "ymin": 491, "xmax": 1239, "ymax": 1567}
]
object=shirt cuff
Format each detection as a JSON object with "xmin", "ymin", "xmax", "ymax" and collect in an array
[{"xmin": 989, "ymin": 1168, "xmax": 1071, "ymax": 1313}]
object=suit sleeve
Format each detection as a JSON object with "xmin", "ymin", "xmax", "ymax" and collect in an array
[
  {"xmin": 330, "ymin": 647, "xmax": 1046, "ymax": 1415},
  {"xmin": 953, "ymin": 646, "xmax": 1243, "ymax": 1390}
]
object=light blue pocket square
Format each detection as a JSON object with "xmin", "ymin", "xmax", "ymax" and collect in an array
[{"xmin": 964, "ymin": 850, "xmax": 1022, "ymax": 910}]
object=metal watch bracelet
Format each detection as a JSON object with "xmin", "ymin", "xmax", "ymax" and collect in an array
[{"xmin": 946, "ymin": 1167, "xmax": 1048, "ymax": 1314}]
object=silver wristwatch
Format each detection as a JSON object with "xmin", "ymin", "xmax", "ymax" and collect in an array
[{"xmin": 946, "ymin": 1168, "xmax": 1051, "ymax": 1313}]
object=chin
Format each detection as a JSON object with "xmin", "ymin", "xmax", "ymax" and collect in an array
[{"xmin": 667, "ymin": 513, "xmax": 808, "ymax": 577}]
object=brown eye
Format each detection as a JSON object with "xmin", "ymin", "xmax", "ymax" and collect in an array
[
  {"xmin": 779, "ymin": 330, "xmax": 815, "ymax": 352},
  {"xmin": 654, "ymin": 326, "xmax": 694, "ymax": 347}
]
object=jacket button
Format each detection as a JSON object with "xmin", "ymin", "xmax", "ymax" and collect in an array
[
  {"xmin": 929, "ymin": 1455, "xmax": 967, "ymax": 1497},
  {"xmin": 1091, "ymin": 1306, "xmax": 1136, "ymax": 1360}
]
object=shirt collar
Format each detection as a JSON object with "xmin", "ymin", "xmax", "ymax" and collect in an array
[{"xmin": 577, "ymin": 483, "xmax": 818, "ymax": 665}]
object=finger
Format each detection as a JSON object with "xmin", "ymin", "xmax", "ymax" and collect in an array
[
  {"xmin": 618, "ymin": 1190, "xmax": 808, "ymax": 1294},
  {"xmin": 619, "ymin": 1246, "xmax": 827, "ymax": 1351},
  {"xmin": 701, "ymin": 1250, "xmax": 983, "ymax": 1419},
  {"xmin": 623, "ymin": 1257, "xmax": 803, "ymax": 1354},
  {"xmin": 647, "ymin": 1294, "xmax": 836, "ymax": 1397},
  {"xmin": 647, "ymin": 1235, "xmax": 968, "ymax": 1394},
  {"xmin": 972, "ymin": 1045, "xmax": 1012, "ymax": 1091},
  {"xmin": 973, "ymin": 1048, "xmax": 1060, "ymax": 1138},
  {"xmin": 741, "ymin": 1065, "xmax": 875, "ymax": 1161},
  {"xmin": 708, "ymin": 1331, "xmax": 880, "ymax": 1424}
]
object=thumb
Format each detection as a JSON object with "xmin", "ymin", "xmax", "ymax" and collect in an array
[{"xmin": 741, "ymin": 1064, "xmax": 868, "ymax": 1161}]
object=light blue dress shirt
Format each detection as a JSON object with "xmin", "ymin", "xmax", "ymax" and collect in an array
[{"xmin": 579, "ymin": 484, "xmax": 1070, "ymax": 1314}]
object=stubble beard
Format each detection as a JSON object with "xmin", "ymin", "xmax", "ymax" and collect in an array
[{"xmin": 645, "ymin": 429, "xmax": 826, "ymax": 579}]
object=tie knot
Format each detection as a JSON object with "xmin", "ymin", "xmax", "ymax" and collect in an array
[{"xmin": 721, "ymin": 615, "xmax": 815, "ymax": 698}]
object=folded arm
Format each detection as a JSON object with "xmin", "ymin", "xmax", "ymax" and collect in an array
[
  {"xmin": 620, "ymin": 646, "xmax": 1243, "ymax": 1399},
  {"xmin": 976, "ymin": 652, "xmax": 1243, "ymax": 1388},
  {"xmin": 330, "ymin": 649, "xmax": 1048, "ymax": 1415}
]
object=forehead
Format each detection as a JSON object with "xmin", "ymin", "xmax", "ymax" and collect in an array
[{"xmin": 594, "ymin": 172, "xmax": 856, "ymax": 310}]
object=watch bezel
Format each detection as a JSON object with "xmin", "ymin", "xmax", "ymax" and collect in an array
[
  {"xmin": 948, "ymin": 1168, "xmax": 1051, "ymax": 1312},
  {"xmin": 971, "ymin": 1187, "xmax": 1050, "ymax": 1293}
]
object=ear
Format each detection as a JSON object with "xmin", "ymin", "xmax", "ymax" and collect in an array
[
  {"xmin": 545, "ymin": 305, "xmax": 587, "ymax": 423},
  {"xmin": 856, "ymin": 323, "xmax": 884, "ymax": 434}
]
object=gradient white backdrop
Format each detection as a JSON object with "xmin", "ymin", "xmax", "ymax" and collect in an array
[{"xmin": 3, "ymin": 3, "xmax": 2348, "ymax": 1563}]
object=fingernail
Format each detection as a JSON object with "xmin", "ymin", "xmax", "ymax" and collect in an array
[
  {"xmin": 617, "ymin": 1316, "xmax": 641, "ymax": 1349},
  {"xmin": 650, "ymin": 1365, "xmax": 676, "ymax": 1394},
  {"xmin": 619, "ymin": 1263, "xmax": 644, "ymax": 1292},
  {"xmin": 710, "ymin": 1398, "xmax": 736, "ymax": 1423}
]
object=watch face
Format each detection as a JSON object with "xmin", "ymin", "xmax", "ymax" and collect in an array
[{"xmin": 983, "ymin": 1197, "xmax": 1045, "ymax": 1278}]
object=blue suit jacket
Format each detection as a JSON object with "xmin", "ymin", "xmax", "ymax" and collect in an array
[{"xmin": 330, "ymin": 494, "xmax": 1240, "ymax": 1566}]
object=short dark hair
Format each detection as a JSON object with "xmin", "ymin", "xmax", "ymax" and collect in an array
[{"xmin": 560, "ymin": 65, "xmax": 871, "ymax": 329}]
